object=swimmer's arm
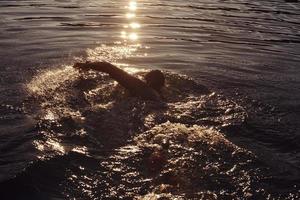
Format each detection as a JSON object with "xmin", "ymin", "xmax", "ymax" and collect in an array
[
  {"xmin": 74, "ymin": 61, "xmax": 161, "ymax": 101},
  {"xmin": 74, "ymin": 61, "xmax": 119, "ymax": 74},
  {"xmin": 74, "ymin": 61, "xmax": 145, "ymax": 90}
]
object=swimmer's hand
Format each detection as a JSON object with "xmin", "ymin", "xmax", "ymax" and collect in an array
[{"xmin": 73, "ymin": 61, "xmax": 112, "ymax": 72}]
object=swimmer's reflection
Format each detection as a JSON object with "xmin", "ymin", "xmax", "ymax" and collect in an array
[{"xmin": 74, "ymin": 61, "xmax": 165, "ymax": 101}]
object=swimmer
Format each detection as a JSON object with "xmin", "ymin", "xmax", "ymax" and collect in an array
[{"xmin": 73, "ymin": 61, "xmax": 165, "ymax": 101}]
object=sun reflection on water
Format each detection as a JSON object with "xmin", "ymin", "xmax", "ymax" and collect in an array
[
  {"xmin": 128, "ymin": 1, "xmax": 137, "ymax": 11},
  {"xmin": 83, "ymin": 0, "xmax": 143, "ymax": 64},
  {"xmin": 129, "ymin": 32, "xmax": 138, "ymax": 41},
  {"xmin": 129, "ymin": 22, "xmax": 140, "ymax": 29},
  {"xmin": 86, "ymin": 44, "xmax": 140, "ymax": 63},
  {"xmin": 122, "ymin": 1, "xmax": 140, "ymax": 43},
  {"xmin": 126, "ymin": 13, "xmax": 135, "ymax": 19}
]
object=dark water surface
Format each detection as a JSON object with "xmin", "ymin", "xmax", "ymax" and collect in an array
[{"xmin": 0, "ymin": 0, "xmax": 300, "ymax": 199}]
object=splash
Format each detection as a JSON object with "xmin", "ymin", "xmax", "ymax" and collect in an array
[
  {"xmin": 27, "ymin": 65, "xmax": 77, "ymax": 96},
  {"xmin": 63, "ymin": 122, "xmax": 271, "ymax": 199},
  {"xmin": 22, "ymin": 67, "xmax": 299, "ymax": 199}
]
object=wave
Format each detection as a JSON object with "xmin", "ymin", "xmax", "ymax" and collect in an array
[
  {"xmin": 0, "ymin": 61, "xmax": 291, "ymax": 199},
  {"xmin": 0, "ymin": 55, "xmax": 298, "ymax": 198}
]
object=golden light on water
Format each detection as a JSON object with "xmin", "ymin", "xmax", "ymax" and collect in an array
[
  {"xmin": 121, "ymin": 1, "xmax": 140, "ymax": 42},
  {"xmin": 126, "ymin": 13, "xmax": 135, "ymax": 19},
  {"xmin": 121, "ymin": 31, "xmax": 127, "ymax": 38},
  {"xmin": 128, "ymin": 1, "xmax": 137, "ymax": 11},
  {"xmin": 123, "ymin": 66, "xmax": 144, "ymax": 74},
  {"xmin": 129, "ymin": 32, "xmax": 138, "ymax": 41},
  {"xmin": 129, "ymin": 22, "xmax": 140, "ymax": 29},
  {"xmin": 86, "ymin": 44, "xmax": 139, "ymax": 62},
  {"xmin": 121, "ymin": 31, "xmax": 138, "ymax": 41}
]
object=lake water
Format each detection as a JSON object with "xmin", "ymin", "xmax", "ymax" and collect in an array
[{"xmin": 0, "ymin": 0, "xmax": 300, "ymax": 199}]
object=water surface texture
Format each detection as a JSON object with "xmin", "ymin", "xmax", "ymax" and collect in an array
[{"xmin": 0, "ymin": 0, "xmax": 300, "ymax": 199}]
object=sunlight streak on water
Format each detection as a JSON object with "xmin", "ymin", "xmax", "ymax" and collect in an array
[
  {"xmin": 129, "ymin": 22, "xmax": 140, "ymax": 29},
  {"xmin": 2, "ymin": 0, "xmax": 300, "ymax": 198},
  {"xmin": 123, "ymin": 66, "xmax": 144, "ymax": 74},
  {"xmin": 128, "ymin": 32, "xmax": 138, "ymax": 41},
  {"xmin": 86, "ymin": 44, "xmax": 140, "ymax": 62},
  {"xmin": 121, "ymin": 1, "xmax": 140, "ymax": 43},
  {"xmin": 81, "ymin": 0, "xmax": 143, "ymax": 64},
  {"xmin": 128, "ymin": 1, "xmax": 137, "ymax": 11},
  {"xmin": 126, "ymin": 13, "xmax": 135, "ymax": 19}
]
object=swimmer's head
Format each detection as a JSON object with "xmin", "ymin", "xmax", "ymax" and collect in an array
[{"xmin": 144, "ymin": 70, "xmax": 165, "ymax": 92}]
